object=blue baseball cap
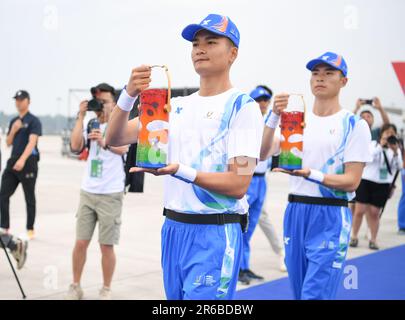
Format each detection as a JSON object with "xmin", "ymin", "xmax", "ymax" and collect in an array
[
  {"xmin": 306, "ymin": 52, "xmax": 348, "ymax": 77},
  {"xmin": 182, "ymin": 14, "xmax": 240, "ymax": 47},
  {"xmin": 250, "ymin": 87, "xmax": 272, "ymax": 100}
]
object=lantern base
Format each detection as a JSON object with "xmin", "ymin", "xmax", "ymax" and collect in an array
[
  {"xmin": 278, "ymin": 164, "xmax": 302, "ymax": 171},
  {"xmin": 135, "ymin": 162, "xmax": 167, "ymax": 169}
]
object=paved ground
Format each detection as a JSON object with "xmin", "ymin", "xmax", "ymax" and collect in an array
[{"xmin": 1, "ymin": 136, "xmax": 404, "ymax": 300}]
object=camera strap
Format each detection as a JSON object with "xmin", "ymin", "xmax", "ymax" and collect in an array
[{"xmin": 382, "ymin": 148, "xmax": 393, "ymax": 176}]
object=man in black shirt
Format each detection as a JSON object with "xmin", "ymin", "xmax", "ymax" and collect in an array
[{"xmin": 0, "ymin": 90, "xmax": 42, "ymax": 239}]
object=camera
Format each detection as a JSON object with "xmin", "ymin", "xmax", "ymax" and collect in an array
[
  {"xmin": 387, "ymin": 135, "xmax": 399, "ymax": 145},
  {"xmin": 87, "ymin": 98, "xmax": 104, "ymax": 112},
  {"xmin": 361, "ymin": 99, "xmax": 374, "ymax": 106}
]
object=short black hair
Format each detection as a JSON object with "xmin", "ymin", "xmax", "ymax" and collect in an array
[
  {"xmin": 360, "ymin": 110, "xmax": 373, "ymax": 117},
  {"xmin": 256, "ymin": 85, "xmax": 273, "ymax": 98},
  {"xmin": 91, "ymin": 83, "xmax": 116, "ymax": 99},
  {"xmin": 100, "ymin": 88, "xmax": 116, "ymax": 99}
]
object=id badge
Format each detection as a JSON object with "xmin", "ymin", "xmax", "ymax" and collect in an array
[
  {"xmin": 90, "ymin": 159, "xmax": 103, "ymax": 178},
  {"xmin": 380, "ymin": 167, "xmax": 388, "ymax": 180}
]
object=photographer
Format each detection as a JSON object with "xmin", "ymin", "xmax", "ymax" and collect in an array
[
  {"xmin": 351, "ymin": 124, "xmax": 402, "ymax": 250},
  {"xmin": 66, "ymin": 83, "xmax": 128, "ymax": 300},
  {"xmin": 354, "ymin": 97, "xmax": 389, "ymax": 141}
]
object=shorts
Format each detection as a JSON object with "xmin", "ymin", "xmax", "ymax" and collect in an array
[
  {"xmin": 355, "ymin": 179, "xmax": 390, "ymax": 208},
  {"xmin": 76, "ymin": 190, "xmax": 123, "ymax": 245}
]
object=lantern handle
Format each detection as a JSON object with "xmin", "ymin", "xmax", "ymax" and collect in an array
[{"xmin": 150, "ymin": 65, "xmax": 172, "ymax": 112}]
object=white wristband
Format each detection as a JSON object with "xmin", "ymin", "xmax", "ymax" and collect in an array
[
  {"xmin": 265, "ymin": 112, "xmax": 280, "ymax": 129},
  {"xmin": 307, "ymin": 169, "xmax": 325, "ymax": 183},
  {"xmin": 173, "ymin": 164, "xmax": 197, "ymax": 184},
  {"xmin": 117, "ymin": 87, "xmax": 137, "ymax": 112}
]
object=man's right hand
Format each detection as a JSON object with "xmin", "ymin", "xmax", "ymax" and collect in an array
[
  {"xmin": 272, "ymin": 93, "xmax": 290, "ymax": 115},
  {"xmin": 78, "ymin": 100, "xmax": 88, "ymax": 118},
  {"xmin": 11, "ymin": 119, "xmax": 23, "ymax": 133},
  {"xmin": 126, "ymin": 65, "xmax": 152, "ymax": 97}
]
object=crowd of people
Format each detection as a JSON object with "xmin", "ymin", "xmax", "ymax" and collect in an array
[{"xmin": 1, "ymin": 13, "xmax": 405, "ymax": 300}]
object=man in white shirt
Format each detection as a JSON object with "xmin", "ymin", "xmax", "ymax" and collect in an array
[
  {"xmin": 66, "ymin": 83, "xmax": 129, "ymax": 300},
  {"xmin": 106, "ymin": 14, "xmax": 263, "ymax": 300},
  {"xmin": 260, "ymin": 52, "xmax": 372, "ymax": 300}
]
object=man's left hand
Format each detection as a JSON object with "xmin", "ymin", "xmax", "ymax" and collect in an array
[
  {"xmin": 272, "ymin": 167, "xmax": 311, "ymax": 178},
  {"xmin": 88, "ymin": 129, "xmax": 105, "ymax": 148},
  {"xmin": 372, "ymin": 97, "xmax": 383, "ymax": 110},
  {"xmin": 129, "ymin": 163, "xmax": 180, "ymax": 176}
]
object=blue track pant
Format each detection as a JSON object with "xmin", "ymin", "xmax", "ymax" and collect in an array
[
  {"xmin": 161, "ymin": 218, "xmax": 243, "ymax": 300},
  {"xmin": 283, "ymin": 202, "xmax": 352, "ymax": 300}
]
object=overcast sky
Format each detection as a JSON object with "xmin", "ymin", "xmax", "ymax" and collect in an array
[{"xmin": 1, "ymin": 0, "xmax": 404, "ymax": 125}]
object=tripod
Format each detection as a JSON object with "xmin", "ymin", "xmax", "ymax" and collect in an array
[{"xmin": 0, "ymin": 235, "xmax": 27, "ymax": 299}]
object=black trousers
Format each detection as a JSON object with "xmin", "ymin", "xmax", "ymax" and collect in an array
[{"xmin": 0, "ymin": 156, "xmax": 38, "ymax": 230}]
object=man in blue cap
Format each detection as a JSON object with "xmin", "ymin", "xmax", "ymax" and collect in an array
[
  {"xmin": 260, "ymin": 52, "xmax": 371, "ymax": 299},
  {"xmin": 106, "ymin": 14, "xmax": 263, "ymax": 300}
]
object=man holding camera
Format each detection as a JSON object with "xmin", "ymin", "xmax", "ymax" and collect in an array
[
  {"xmin": 0, "ymin": 90, "xmax": 42, "ymax": 240},
  {"xmin": 66, "ymin": 83, "xmax": 128, "ymax": 300},
  {"xmin": 354, "ymin": 97, "xmax": 389, "ymax": 141}
]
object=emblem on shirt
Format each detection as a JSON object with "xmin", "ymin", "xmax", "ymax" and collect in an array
[{"xmin": 204, "ymin": 111, "xmax": 223, "ymax": 120}]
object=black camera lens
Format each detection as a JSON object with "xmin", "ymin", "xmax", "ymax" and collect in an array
[
  {"xmin": 361, "ymin": 99, "xmax": 373, "ymax": 105},
  {"xmin": 387, "ymin": 135, "xmax": 399, "ymax": 145},
  {"xmin": 87, "ymin": 99, "xmax": 104, "ymax": 112}
]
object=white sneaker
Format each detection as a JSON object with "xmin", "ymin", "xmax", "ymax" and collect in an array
[
  {"xmin": 279, "ymin": 253, "xmax": 287, "ymax": 272},
  {"xmin": 99, "ymin": 287, "xmax": 112, "ymax": 300},
  {"xmin": 65, "ymin": 284, "xmax": 84, "ymax": 300}
]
